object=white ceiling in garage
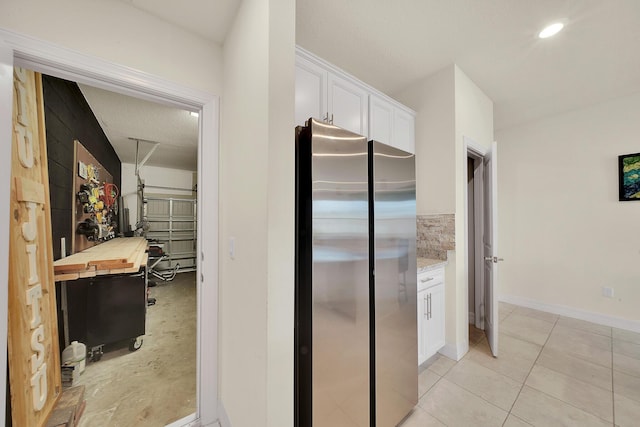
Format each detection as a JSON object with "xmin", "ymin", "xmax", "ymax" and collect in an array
[{"xmin": 79, "ymin": 84, "xmax": 199, "ymax": 171}]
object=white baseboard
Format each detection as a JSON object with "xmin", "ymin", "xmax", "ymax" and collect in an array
[
  {"xmin": 214, "ymin": 400, "xmax": 231, "ymax": 427},
  {"xmin": 499, "ymin": 294, "xmax": 640, "ymax": 333},
  {"xmin": 439, "ymin": 339, "xmax": 469, "ymax": 362}
]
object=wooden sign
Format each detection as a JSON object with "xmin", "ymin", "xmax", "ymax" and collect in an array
[{"xmin": 8, "ymin": 67, "xmax": 62, "ymax": 426}]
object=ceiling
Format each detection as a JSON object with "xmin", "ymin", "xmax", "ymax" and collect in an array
[
  {"xmin": 296, "ymin": 0, "xmax": 640, "ymax": 130},
  {"xmin": 81, "ymin": 0, "xmax": 640, "ymax": 170},
  {"xmin": 117, "ymin": 0, "xmax": 241, "ymax": 44},
  {"xmin": 79, "ymin": 84, "xmax": 199, "ymax": 171}
]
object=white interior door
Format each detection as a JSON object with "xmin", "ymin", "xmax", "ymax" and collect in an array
[{"xmin": 483, "ymin": 141, "xmax": 499, "ymax": 357}]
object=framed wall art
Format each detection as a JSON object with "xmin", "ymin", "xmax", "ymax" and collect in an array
[{"xmin": 619, "ymin": 152, "xmax": 640, "ymax": 201}]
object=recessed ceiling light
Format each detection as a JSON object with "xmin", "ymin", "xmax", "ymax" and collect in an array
[
  {"xmin": 190, "ymin": 111, "xmax": 199, "ymax": 118},
  {"xmin": 539, "ymin": 22, "xmax": 564, "ymax": 39}
]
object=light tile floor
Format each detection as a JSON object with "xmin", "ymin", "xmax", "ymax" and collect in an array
[{"xmin": 401, "ymin": 302, "xmax": 640, "ymax": 426}]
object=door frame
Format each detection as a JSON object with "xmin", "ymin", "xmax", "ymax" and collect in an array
[
  {"xmin": 463, "ymin": 136, "xmax": 487, "ymax": 331},
  {"xmin": 0, "ymin": 29, "xmax": 220, "ymax": 426}
]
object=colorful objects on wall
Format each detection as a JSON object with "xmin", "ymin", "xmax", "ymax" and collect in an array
[
  {"xmin": 618, "ymin": 152, "xmax": 640, "ymax": 201},
  {"xmin": 74, "ymin": 140, "xmax": 119, "ymax": 247}
]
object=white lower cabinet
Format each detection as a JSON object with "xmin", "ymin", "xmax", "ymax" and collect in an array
[{"xmin": 417, "ymin": 266, "xmax": 445, "ymax": 365}]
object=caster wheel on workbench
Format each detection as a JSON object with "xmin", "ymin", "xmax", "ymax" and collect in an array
[{"xmin": 129, "ymin": 337, "xmax": 143, "ymax": 352}]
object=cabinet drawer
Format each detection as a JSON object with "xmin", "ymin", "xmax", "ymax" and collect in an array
[{"xmin": 417, "ymin": 268, "xmax": 444, "ymax": 292}]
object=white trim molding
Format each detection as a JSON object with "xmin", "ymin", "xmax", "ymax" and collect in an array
[{"xmin": 500, "ymin": 294, "xmax": 640, "ymax": 333}]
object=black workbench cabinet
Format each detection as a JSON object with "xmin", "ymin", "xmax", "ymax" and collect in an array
[{"xmin": 66, "ymin": 272, "xmax": 146, "ymax": 349}]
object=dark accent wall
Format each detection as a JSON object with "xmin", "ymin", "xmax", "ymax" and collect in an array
[
  {"xmin": 42, "ymin": 75, "xmax": 121, "ymax": 260},
  {"xmin": 42, "ymin": 75, "xmax": 122, "ymax": 364}
]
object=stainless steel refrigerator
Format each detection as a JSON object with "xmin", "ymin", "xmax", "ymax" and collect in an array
[{"xmin": 295, "ymin": 118, "xmax": 417, "ymax": 427}]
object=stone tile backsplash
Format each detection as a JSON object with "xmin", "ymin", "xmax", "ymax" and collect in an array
[{"xmin": 417, "ymin": 214, "xmax": 455, "ymax": 260}]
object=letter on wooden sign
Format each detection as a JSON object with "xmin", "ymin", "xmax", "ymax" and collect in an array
[
  {"xmin": 25, "ymin": 244, "xmax": 39, "ymax": 286},
  {"xmin": 30, "ymin": 325, "xmax": 45, "ymax": 374},
  {"xmin": 30, "ymin": 364, "xmax": 47, "ymax": 411},
  {"xmin": 15, "ymin": 126, "xmax": 34, "ymax": 169},
  {"xmin": 25, "ymin": 284, "xmax": 43, "ymax": 330},
  {"xmin": 21, "ymin": 202, "xmax": 38, "ymax": 242}
]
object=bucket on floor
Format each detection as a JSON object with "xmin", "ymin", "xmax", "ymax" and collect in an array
[{"xmin": 62, "ymin": 341, "xmax": 86, "ymax": 374}]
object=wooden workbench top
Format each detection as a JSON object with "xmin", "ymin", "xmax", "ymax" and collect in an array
[{"xmin": 54, "ymin": 237, "xmax": 148, "ymax": 282}]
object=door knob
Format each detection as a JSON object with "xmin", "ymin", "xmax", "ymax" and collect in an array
[{"xmin": 484, "ymin": 256, "xmax": 504, "ymax": 263}]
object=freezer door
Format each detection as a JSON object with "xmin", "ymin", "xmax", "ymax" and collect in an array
[
  {"xmin": 295, "ymin": 118, "xmax": 371, "ymax": 427},
  {"xmin": 371, "ymin": 141, "xmax": 418, "ymax": 426}
]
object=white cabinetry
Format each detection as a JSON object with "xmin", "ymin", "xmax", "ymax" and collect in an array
[
  {"xmin": 393, "ymin": 107, "xmax": 416, "ymax": 154},
  {"xmin": 295, "ymin": 54, "xmax": 368, "ymax": 136},
  {"xmin": 295, "ymin": 47, "xmax": 415, "ymax": 153},
  {"xmin": 369, "ymin": 95, "xmax": 416, "ymax": 153},
  {"xmin": 295, "ymin": 55, "xmax": 326, "ymax": 128},
  {"xmin": 417, "ymin": 266, "xmax": 445, "ymax": 365},
  {"xmin": 328, "ymin": 74, "xmax": 368, "ymax": 136}
]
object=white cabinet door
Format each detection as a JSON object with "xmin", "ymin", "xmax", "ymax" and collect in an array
[
  {"xmin": 369, "ymin": 95, "xmax": 393, "ymax": 145},
  {"xmin": 393, "ymin": 108, "xmax": 415, "ymax": 154},
  {"xmin": 328, "ymin": 73, "xmax": 368, "ymax": 137},
  {"xmin": 295, "ymin": 56, "xmax": 327, "ymax": 127},
  {"xmin": 417, "ymin": 290, "xmax": 428, "ymax": 365},
  {"xmin": 424, "ymin": 283, "xmax": 445, "ymax": 359}
]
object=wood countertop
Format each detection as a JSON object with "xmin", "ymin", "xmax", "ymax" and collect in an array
[{"xmin": 53, "ymin": 237, "xmax": 148, "ymax": 282}]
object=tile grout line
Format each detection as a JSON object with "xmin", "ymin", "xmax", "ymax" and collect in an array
[
  {"xmin": 501, "ymin": 315, "xmax": 559, "ymax": 427},
  {"xmin": 509, "ymin": 319, "xmax": 617, "ymax": 426}
]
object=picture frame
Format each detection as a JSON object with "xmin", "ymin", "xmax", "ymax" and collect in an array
[{"xmin": 618, "ymin": 152, "xmax": 640, "ymax": 201}]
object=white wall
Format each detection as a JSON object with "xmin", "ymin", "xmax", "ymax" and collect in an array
[
  {"xmin": 265, "ymin": 0, "xmax": 295, "ymax": 425},
  {"xmin": 453, "ymin": 66, "xmax": 494, "ymax": 355},
  {"xmin": 497, "ymin": 92, "xmax": 640, "ymax": 326},
  {"xmin": 219, "ymin": 0, "xmax": 294, "ymax": 425},
  {"xmin": 395, "ymin": 65, "xmax": 455, "ymax": 215},
  {"xmin": 0, "ymin": 0, "xmax": 223, "ymax": 94},
  {"xmin": 396, "ymin": 65, "xmax": 493, "ymax": 359},
  {"xmin": 121, "ymin": 163, "xmax": 196, "ymax": 229}
]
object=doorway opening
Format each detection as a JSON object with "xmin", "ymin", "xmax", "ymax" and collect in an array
[
  {"xmin": 465, "ymin": 137, "xmax": 499, "ymax": 358},
  {"xmin": 0, "ymin": 31, "xmax": 220, "ymax": 427},
  {"xmin": 467, "ymin": 153, "xmax": 484, "ymax": 330}
]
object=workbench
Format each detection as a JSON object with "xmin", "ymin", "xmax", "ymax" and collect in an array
[{"xmin": 54, "ymin": 237, "xmax": 149, "ymax": 360}]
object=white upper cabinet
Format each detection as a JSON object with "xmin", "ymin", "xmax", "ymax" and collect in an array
[
  {"xmin": 393, "ymin": 107, "xmax": 416, "ymax": 154},
  {"xmin": 295, "ymin": 53, "xmax": 368, "ymax": 136},
  {"xmin": 369, "ymin": 95, "xmax": 394, "ymax": 145},
  {"xmin": 328, "ymin": 74, "xmax": 368, "ymax": 137},
  {"xmin": 295, "ymin": 47, "xmax": 415, "ymax": 153},
  {"xmin": 368, "ymin": 95, "xmax": 415, "ymax": 153},
  {"xmin": 295, "ymin": 55, "xmax": 327, "ymax": 127}
]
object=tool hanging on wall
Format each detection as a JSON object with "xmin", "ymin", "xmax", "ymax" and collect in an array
[{"xmin": 75, "ymin": 162, "xmax": 120, "ymax": 242}]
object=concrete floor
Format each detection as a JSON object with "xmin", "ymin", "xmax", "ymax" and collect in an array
[{"xmin": 76, "ymin": 272, "xmax": 197, "ymax": 427}]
